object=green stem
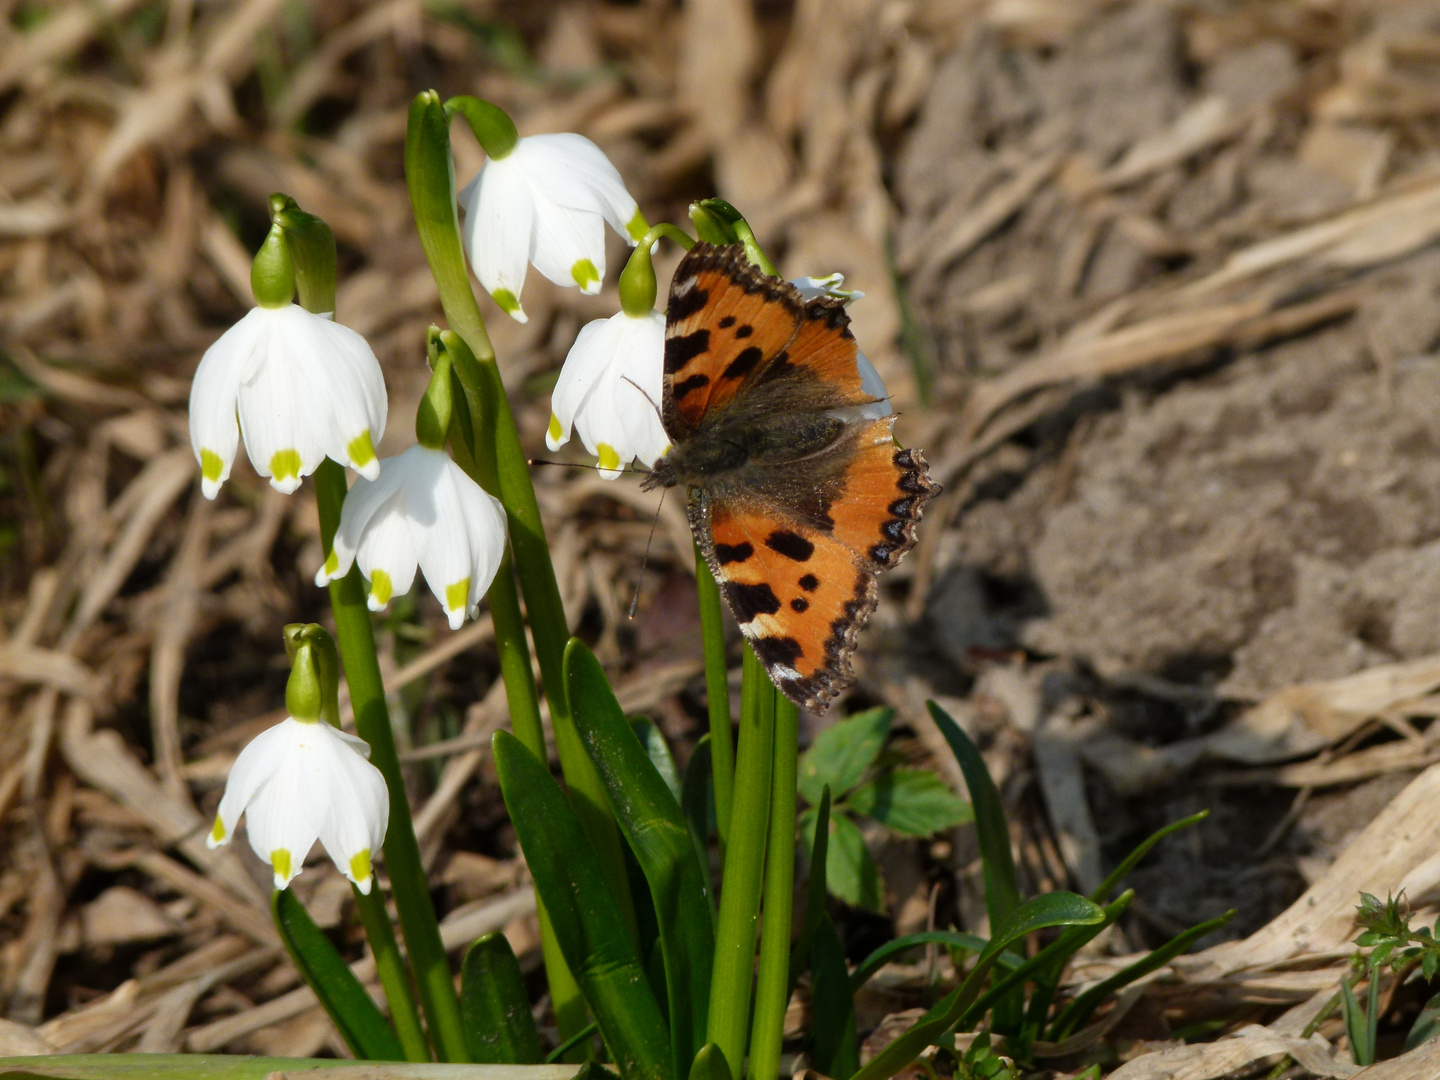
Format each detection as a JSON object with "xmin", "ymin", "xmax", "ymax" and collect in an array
[
  {"xmin": 442, "ymin": 342, "xmax": 590, "ymax": 1047},
  {"xmin": 405, "ymin": 90, "xmax": 639, "ymax": 947},
  {"xmin": 694, "ymin": 551, "xmax": 733, "ymax": 853},
  {"xmin": 315, "ymin": 459, "xmax": 469, "ymax": 1063},
  {"xmin": 707, "ymin": 647, "xmax": 776, "ymax": 1080},
  {"xmin": 352, "ymin": 885, "xmax": 430, "ymax": 1062},
  {"xmin": 748, "ymin": 692, "xmax": 798, "ymax": 1080}
]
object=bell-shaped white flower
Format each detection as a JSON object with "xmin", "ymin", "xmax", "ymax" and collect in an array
[
  {"xmin": 207, "ymin": 715, "xmax": 389, "ymax": 893},
  {"xmin": 547, "ymin": 308, "xmax": 669, "ymax": 479},
  {"xmin": 793, "ymin": 273, "xmax": 892, "ymax": 420},
  {"xmin": 317, "ymin": 445, "xmax": 508, "ymax": 629},
  {"xmin": 459, "ymin": 133, "xmax": 644, "ymax": 324},
  {"xmin": 189, "ymin": 304, "xmax": 388, "ymax": 498}
]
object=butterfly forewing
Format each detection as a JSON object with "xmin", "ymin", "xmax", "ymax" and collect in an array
[{"xmin": 663, "ymin": 245, "xmax": 803, "ymax": 438}]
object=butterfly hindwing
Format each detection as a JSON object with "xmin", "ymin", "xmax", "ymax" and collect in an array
[{"xmin": 696, "ymin": 494, "xmax": 877, "ymax": 711}]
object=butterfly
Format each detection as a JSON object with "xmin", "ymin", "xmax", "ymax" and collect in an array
[{"xmin": 642, "ymin": 243, "xmax": 939, "ymax": 711}]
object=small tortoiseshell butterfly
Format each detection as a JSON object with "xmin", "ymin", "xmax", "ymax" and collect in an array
[{"xmin": 643, "ymin": 243, "xmax": 939, "ymax": 711}]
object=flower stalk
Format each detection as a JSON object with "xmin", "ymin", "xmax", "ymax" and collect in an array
[
  {"xmin": 276, "ymin": 199, "xmax": 469, "ymax": 1061},
  {"xmin": 406, "ymin": 90, "xmax": 645, "ymax": 1036}
]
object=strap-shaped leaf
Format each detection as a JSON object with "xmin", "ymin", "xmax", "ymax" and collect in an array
[
  {"xmin": 851, "ymin": 892, "xmax": 1105, "ymax": 1080},
  {"xmin": 460, "ymin": 932, "xmax": 544, "ymax": 1063},
  {"xmin": 681, "ymin": 735, "xmax": 716, "ymax": 906},
  {"xmin": 788, "ymin": 786, "xmax": 832, "ymax": 996},
  {"xmin": 566, "ymin": 640, "xmax": 714, "ymax": 1078},
  {"xmin": 493, "ymin": 729, "xmax": 673, "ymax": 1080},
  {"xmin": 272, "ymin": 889, "xmax": 405, "ymax": 1061},
  {"xmin": 687, "ymin": 1043, "xmax": 731, "ymax": 1080},
  {"xmin": 927, "ymin": 699, "xmax": 1023, "ymax": 1031},
  {"xmin": 810, "ymin": 914, "xmax": 859, "ymax": 1080},
  {"xmin": 633, "ymin": 718, "xmax": 683, "ymax": 804}
]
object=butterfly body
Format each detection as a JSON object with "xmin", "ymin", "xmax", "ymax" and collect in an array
[{"xmin": 643, "ymin": 243, "xmax": 939, "ymax": 711}]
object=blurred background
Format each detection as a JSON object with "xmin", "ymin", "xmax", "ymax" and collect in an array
[{"xmin": 7, "ymin": 0, "xmax": 1440, "ymax": 1064}]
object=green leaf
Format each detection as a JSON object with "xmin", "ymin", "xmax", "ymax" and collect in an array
[
  {"xmin": 849, "ymin": 931, "xmax": 1004, "ymax": 995},
  {"xmin": 271, "ymin": 889, "xmax": 405, "ymax": 1061},
  {"xmin": 846, "ymin": 768, "xmax": 973, "ymax": 836},
  {"xmin": 1047, "ymin": 908, "xmax": 1235, "ymax": 1041},
  {"xmin": 680, "ymin": 735, "xmax": 715, "ymax": 905},
  {"xmin": 1406, "ymin": 990, "xmax": 1440, "ymax": 1051},
  {"xmin": 801, "ymin": 808, "xmax": 884, "ymax": 912},
  {"xmin": 798, "ymin": 707, "xmax": 893, "ymax": 805},
  {"xmin": 927, "ymin": 699, "xmax": 1022, "ymax": 1031},
  {"xmin": 633, "ymin": 717, "xmax": 683, "ymax": 805},
  {"xmin": 789, "ymin": 786, "xmax": 833, "ymax": 997},
  {"xmin": 567, "ymin": 641, "xmax": 713, "ymax": 1078},
  {"xmin": 810, "ymin": 915, "xmax": 859, "ymax": 1080},
  {"xmin": 687, "ymin": 1043, "xmax": 732, "ymax": 1080},
  {"xmin": 459, "ymin": 932, "xmax": 544, "ymax": 1063},
  {"xmin": 1341, "ymin": 976, "xmax": 1372, "ymax": 1066},
  {"xmin": 493, "ymin": 730, "xmax": 674, "ymax": 1080},
  {"xmin": 1091, "ymin": 811, "xmax": 1208, "ymax": 904},
  {"xmin": 850, "ymin": 892, "xmax": 1105, "ymax": 1080}
]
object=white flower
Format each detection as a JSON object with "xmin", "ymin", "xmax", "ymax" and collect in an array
[
  {"xmin": 792, "ymin": 273, "xmax": 892, "ymax": 420},
  {"xmin": 316, "ymin": 445, "xmax": 508, "ymax": 629},
  {"xmin": 207, "ymin": 716, "xmax": 388, "ymax": 893},
  {"xmin": 547, "ymin": 309, "xmax": 669, "ymax": 479},
  {"xmin": 189, "ymin": 305, "xmax": 388, "ymax": 498},
  {"xmin": 459, "ymin": 133, "xmax": 643, "ymax": 324}
]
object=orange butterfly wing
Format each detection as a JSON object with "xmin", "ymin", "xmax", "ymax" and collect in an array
[{"xmin": 696, "ymin": 423, "xmax": 937, "ymax": 710}]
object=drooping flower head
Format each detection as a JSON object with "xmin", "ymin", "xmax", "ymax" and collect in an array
[
  {"xmin": 208, "ymin": 626, "xmax": 388, "ymax": 893},
  {"xmin": 188, "ymin": 223, "xmax": 387, "ymax": 498},
  {"xmin": 317, "ymin": 333, "xmax": 508, "ymax": 629},
  {"xmin": 452, "ymin": 97, "xmax": 645, "ymax": 324}
]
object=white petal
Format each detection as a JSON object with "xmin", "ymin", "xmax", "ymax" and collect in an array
[
  {"xmin": 279, "ymin": 307, "xmax": 387, "ymax": 479},
  {"xmin": 355, "ymin": 490, "xmax": 420, "ymax": 610},
  {"xmin": 550, "ymin": 316, "xmax": 624, "ymax": 447},
  {"xmin": 458, "ymin": 482, "xmax": 508, "ymax": 613},
  {"xmin": 528, "ymin": 195, "xmax": 606, "ymax": 294},
  {"xmin": 311, "ymin": 726, "xmax": 389, "ymax": 892},
  {"xmin": 189, "ymin": 309, "xmax": 267, "ymax": 498},
  {"xmin": 462, "ymin": 158, "xmax": 534, "ymax": 322},
  {"xmin": 239, "ymin": 721, "xmax": 323, "ymax": 888},
  {"xmin": 855, "ymin": 349, "xmax": 893, "ymax": 419},
  {"xmin": 235, "ymin": 311, "xmax": 328, "ymax": 492},
  {"xmin": 568, "ymin": 312, "xmax": 667, "ymax": 476},
  {"xmin": 516, "ymin": 133, "xmax": 640, "ymax": 239},
  {"xmin": 211, "ymin": 718, "xmax": 293, "ymax": 848},
  {"xmin": 317, "ymin": 467, "xmax": 394, "ymax": 585}
]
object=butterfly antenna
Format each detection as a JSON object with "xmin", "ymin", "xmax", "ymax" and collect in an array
[
  {"xmin": 629, "ymin": 488, "xmax": 666, "ymax": 620},
  {"xmin": 529, "ymin": 457, "xmax": 648, "ymax": 475},
  {"xmin": 621, "ymin": 375, "xmax": 665, "ymax": 424}
]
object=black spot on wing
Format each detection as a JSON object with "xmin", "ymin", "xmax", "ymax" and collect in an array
[
  {"xmin": 765, "ymin": 530, "xmax": 815, "ymax": 562},
  {"xmin": 718, "ymin": 315, "xmax": 736, "ymax": 328},
  {"xmin": 881, "ymin": 519, "xmax": 908, "ymax": 544},
  {"xmin": 665, "ymin": 329, "xmax": 710, "ymax": 374},
  {"xmin": 715, "ymin": 541, "xmax": 753, "ymax": 565},
  {"xmin": 727, "ymin": 581, "xmax": 781, "ymax": 621},
  {"xmin": 752, "ymin": 634, "xmax": 803, "ymax": 669},
  {"xmin": 668, "ymin": 284, "xmax": 710, "ymax": 322},
  {"xmin": 790, "ymin": 598, "xmax": 809, "ymax": 612},
  {"xmin": 722, "ymin": 346, "xmax": 764, "ymax": 381},
  {"xmin": 673, "ymin": 373, "xmax": 710, "ymax": 401},
  {"xmin": 799, "ymin": 574, "xmax": 819, "ymax": 592},
  {"xmin": 734, "ymin": 325, "xmax": 753, "ymax": 339}
]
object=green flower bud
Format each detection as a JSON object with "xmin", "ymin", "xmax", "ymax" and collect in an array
[
  {"xmin": 283, "ymin": 623, "xmax": 341, "ymax": 727},
  {"xmin": 270, "ymin": 193, "xmax": 337, "ymax": 316},
  {"xmin": 417, "ymin": 328, "xmax": 455, "ymax": 450},
  {"xmin": 445, "ymin": 95, "xmax": 518, "ymax": 160},
  {"xmin": 251, "ymin": 224, "xmax": 296, "ymax": 309}
]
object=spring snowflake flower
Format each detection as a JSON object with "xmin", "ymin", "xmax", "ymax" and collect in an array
[
  {"xmin": 546, "ymin": 308, "xmax": 669, "ymax": 479},
  {"xmin": 316, "ymin": 445, "xmax": 508, "ymax": 629},
  {"xmin": 459, "ymin": 133, "xmax": 644, "ymax": 324},
  {"xmin": 207, "ymin": 715, "xmax": 389, "ymax": 893},
  {"xmin": 189, "ymin": 305, "xmax": 388, "ymax": 498}
]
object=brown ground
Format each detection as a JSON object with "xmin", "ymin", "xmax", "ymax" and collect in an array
[{"xmin": 7, "ymin": 0, "xmax": 1440, "ymax": 1074}]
